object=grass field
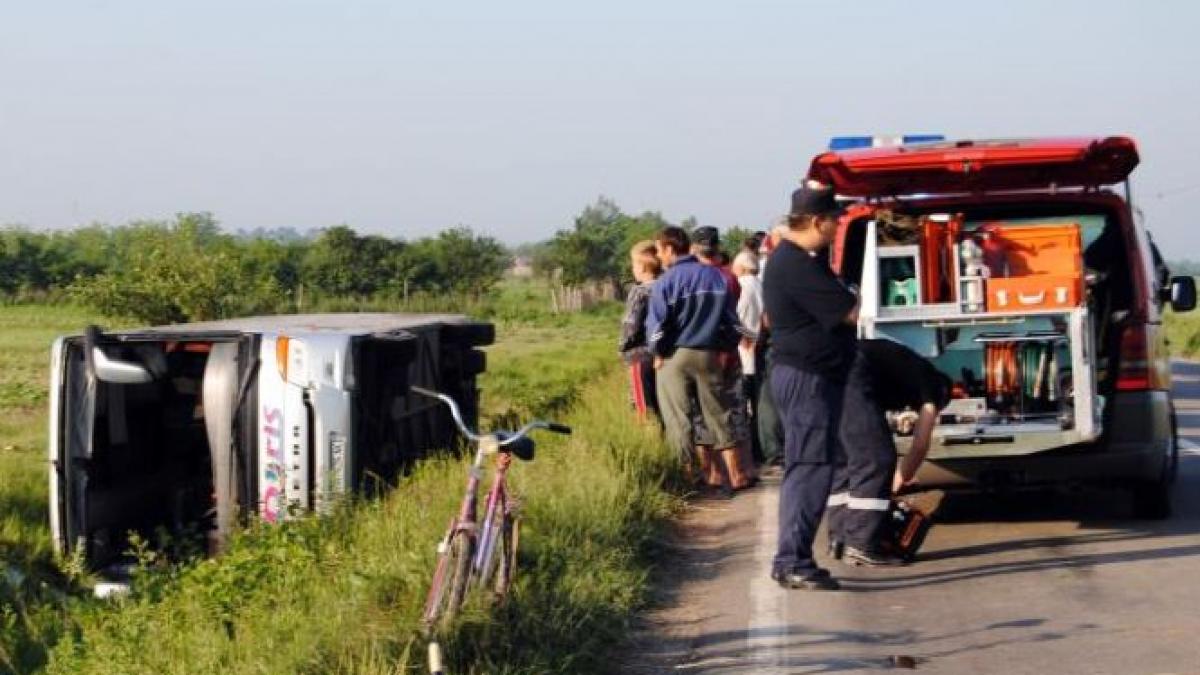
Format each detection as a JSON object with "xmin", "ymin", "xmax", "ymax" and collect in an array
[
  {"xmin": 1166, "ymin": 309, "xmax": 1200, "ymax": 359},
  {"xmin": 6, "ymin": 292, "xmax": 1199, "ymax": 673},
  {"xmin": 1, "ymin": 306, "xmax": 131, "ymax": 568},
  {"xmin": 0, "ymin": 288, "xmax": 681, "ymax": 674}
]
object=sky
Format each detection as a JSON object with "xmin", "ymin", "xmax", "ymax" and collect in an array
[{"xmin": 2, "ymin": 0, "xmax": 1199, "ymax": 253}]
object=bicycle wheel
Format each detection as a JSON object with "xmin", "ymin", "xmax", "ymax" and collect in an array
[{"xmin": 423, "ymin": 530, "xmax": 473, "ymax": 630}]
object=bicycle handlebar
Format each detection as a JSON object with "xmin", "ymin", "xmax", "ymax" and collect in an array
[{"xmin": 410, "ymin": 386, "xmax": 571, "ymax": 445}]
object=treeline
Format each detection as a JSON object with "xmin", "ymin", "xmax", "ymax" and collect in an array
[
  {"xmin": 1, "ymin": 199, "xmax": 759, "ymax": 324},
  {"xmin": 0, "ymin": 213, "xmax": 508, "ymax": 324},
  {"xmin": 1169, "ymin": 259, "xmax": 1200, "ymax": 276},
  {"xmin": 528, "ymin": 196, "xmax": 759, "ymax": 287}
]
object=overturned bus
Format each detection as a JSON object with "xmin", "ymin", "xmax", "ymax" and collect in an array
[{"xmin": 48, "ymin": 314, "xmax": 493, "ymax": 576}]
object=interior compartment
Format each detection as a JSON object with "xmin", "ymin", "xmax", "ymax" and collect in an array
[
  {"xmin": 873, "ymin": 319, "xmax": 1082, "ymax": 433},
  {"xmin": 64, "ymin": 339, "xmax": 231, "ymax": 572},
  {"xmin": 842, "ymin": 202, "xmax": 1131, "ymax": 457}
]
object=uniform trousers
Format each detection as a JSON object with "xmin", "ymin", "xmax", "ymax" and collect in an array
[
  {"xmin": 825, "ymin": 352, "xmax": 897, "ymax": 550},
  {"xmin": 771, "ymin": 362, "xmax": 846, "ymax": 576}
]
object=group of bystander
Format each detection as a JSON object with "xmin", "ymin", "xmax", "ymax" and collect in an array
[
  {"xmin": 618, "ymin": 182, "xmax": 950, "ymax": 591},
  {"xmin": 619, "ymin": 224, "xmax": 780, "ymax": 495}
]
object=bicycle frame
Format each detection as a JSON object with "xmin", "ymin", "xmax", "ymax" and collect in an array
[
  {"xmin": 445, "ymin": 434, "xmax": 512, "ymax": 574},
  {"xmin": 415, "ymin": 384, "xmax": 568, "ymax": 637},
  {"xmin": 474, "ymin": 452, "xmax": 512, "ymax": 576}
]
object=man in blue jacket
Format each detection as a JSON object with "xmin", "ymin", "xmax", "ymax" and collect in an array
[{"xmin": 646, "ymin": 226, "xmax": 747, "ymax": 489}]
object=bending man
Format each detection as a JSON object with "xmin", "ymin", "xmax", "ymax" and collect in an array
[{"xmin": 827, "ymin": 338, "xmax": 951, "ymax": 566}]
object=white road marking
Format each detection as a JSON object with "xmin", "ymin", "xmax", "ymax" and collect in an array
[{"xmin": 748, "ymin": 483, "xmax": 786, "ymax": 673}]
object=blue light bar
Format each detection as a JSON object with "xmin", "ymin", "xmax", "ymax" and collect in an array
[
  {"xmin": 901, "ymin": 134, "xmax": 945, "ymax": 145},
  {"xmin": 828, "ymin": 134, "xmax": 945, "ymax": 150},
  {"xmin": 828, "ymin": 136, "xmax": 874, "ymax": 150}
]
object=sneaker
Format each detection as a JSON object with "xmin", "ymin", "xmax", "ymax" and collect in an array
[
  {"xmin": 843, "ymin": 546, "xmax": 907, "ymax": 567},
  {"xmin": 770, "ymin": 568, "xmax": 841, "ymax": 590}
]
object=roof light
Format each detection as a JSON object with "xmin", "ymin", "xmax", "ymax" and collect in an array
[
  {"xmin": 828, "ymin": 135, "xmax": 946, "ymax": 150},
  {"xmin": 828, "ymin": 136, "xmax": 874, "ymax": 150}
]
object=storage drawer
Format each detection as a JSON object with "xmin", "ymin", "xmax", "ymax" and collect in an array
[{"xmin": 986, "ymin": 275, "xmax": 1081, "ymax": 311}]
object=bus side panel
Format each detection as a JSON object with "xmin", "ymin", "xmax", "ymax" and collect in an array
[{"xmin": 256, "ymin": 338, "xmax": 290, "ymax": 523}]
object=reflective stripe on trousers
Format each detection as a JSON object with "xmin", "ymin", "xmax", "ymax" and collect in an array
[{"xmin": 827, "ymin": 492, "xmax": 890, "ymax": 510}]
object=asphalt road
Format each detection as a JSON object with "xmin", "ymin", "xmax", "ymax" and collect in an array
[{"xmin": 628, "ymin": 361, "xmax": 1200, "ymax": 675}]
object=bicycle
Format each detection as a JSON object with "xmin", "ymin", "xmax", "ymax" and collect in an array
[{"xmin": 411, "ymin": 386, "xmax": 570, "ymax": 674}]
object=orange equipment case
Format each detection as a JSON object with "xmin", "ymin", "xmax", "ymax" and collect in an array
[
  {"xmin": 990, "ymin": 224, "xmax": 1084, "ymax": 277},
  {"xmin": 987, "ymin": 275, "xmax": 1082, "ymax": 311},
  {"xmin": 982, "ymin": 223, "xmax": 1084, "ymax": 312}
]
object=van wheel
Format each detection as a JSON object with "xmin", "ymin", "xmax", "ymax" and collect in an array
[
  {"xmin": 1132, "ymin": 421, "xmax": 1177, "ymax": 520},
  {"xmin": 1128, "ymin": 403, "xmax": 1176, "ymax": 521},
  {"xmin": 1131, "ymin": 479, "xmax": 1171, "ymax": 520},
  {"xmin": 1166, "ymin": 410, "xmax": 1180, "ymax": 485}
]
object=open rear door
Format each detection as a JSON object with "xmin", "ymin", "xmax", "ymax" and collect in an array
[
  {"xmin": 810, "ymin": 136, "xmax": 1139, "ymax": 197},
  {"xmin": 202, "ymin": 342, "xmax": 242, "ymax": 554},
  {"xmin": 48, "ymin": 337, "xmax": 93, "ymax": 556}
]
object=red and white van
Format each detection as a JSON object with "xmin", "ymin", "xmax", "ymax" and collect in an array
[{"xmin": 817, "ymin": 137, "xmax": 1196, "ymax": 517}]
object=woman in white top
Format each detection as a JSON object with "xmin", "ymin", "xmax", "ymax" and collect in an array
[
  {"xmin": 732, "ymin": 250, "xmax": 762, "ymax": 373},
  {"xmin": 732, "ymin": 247, "xmax": 765, "ymax": 463}
]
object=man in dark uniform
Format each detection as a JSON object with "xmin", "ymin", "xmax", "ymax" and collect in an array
[
  {"xmin": 827, "ymin": 338, "xmax": 952, "ymax": 565},
  {"xmin": 763, "ymin": 183, "xmax": 857, "ymax": 591}
]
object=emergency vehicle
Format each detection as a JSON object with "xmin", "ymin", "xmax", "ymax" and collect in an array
[{"xmin": 819, "ymin": 136, "xmax": 1196, "ymax": 518}]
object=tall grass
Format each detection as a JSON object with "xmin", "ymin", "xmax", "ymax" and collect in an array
[
  {"xmin": 45, "ymin": 369, "xmax": 677, "ymax": 674},
  {"xmin": 1, "ymin": 296, "xmax": 682, "ymax": 673},
  {"xmin": 0, "ymin": 305, "xmax": 130, "ymax": 672},
  {"xmin": 1166, "ymin": 310, "xmax": 1200, "ymax": 359}
]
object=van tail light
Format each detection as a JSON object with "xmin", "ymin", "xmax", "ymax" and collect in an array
[
  {"xmin": 1116, "ymin": 325, "xmax": 1166, "ymax": 391},
  {"xmin": 276, "ymin": 336, "xmax": 290, "ymax": 380}
]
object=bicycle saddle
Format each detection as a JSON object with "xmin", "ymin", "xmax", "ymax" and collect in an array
[{"xmin": 497, "ymin": 432, "xmax": 536, "ymax": 461}]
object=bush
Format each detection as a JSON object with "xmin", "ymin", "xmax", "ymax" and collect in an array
[{"xmin": 70, "ymin": 214, "xmax": 284, "ymax": 324}]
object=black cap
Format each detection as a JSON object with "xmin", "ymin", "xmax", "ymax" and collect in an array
[
  {"xmin": 692, "ymin": 226, "xmax": 720, "ymax": 252},
  {"xmin": 789, "ymin": 182, "xmax": 845, "ymax": 218}
]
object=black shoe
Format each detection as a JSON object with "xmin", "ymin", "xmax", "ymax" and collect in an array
[
  {"xmin": 771, "ymin": 568, "xmax": 841, "ymax": 590},
  {"xmin": 828, "ymin": 539, "xmax": 845, "ymax": 560},
  {"xmin": 843, "ymin": 546, "xmax": 907, "ymax": 567}
]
